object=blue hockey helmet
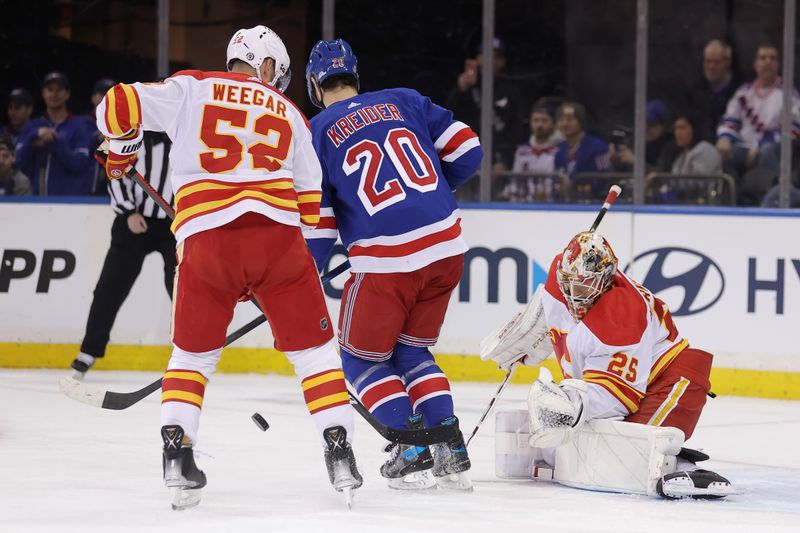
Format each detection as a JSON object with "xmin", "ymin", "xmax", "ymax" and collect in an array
[{"xmin": 305, "ymin": 38, "xmax": 359, "ymax": 108}]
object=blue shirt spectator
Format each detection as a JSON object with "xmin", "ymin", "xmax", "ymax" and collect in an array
[
  {"xmin": 554, "ymin": 101, "xmax": 610, "ymax": 179},
  {"xmin": 3, "ymin": 88, "xmax": 34, "ymax": 145},
  {"xmin": 15, "ymin": 72, "xmax": 92, "ymax": 195}
]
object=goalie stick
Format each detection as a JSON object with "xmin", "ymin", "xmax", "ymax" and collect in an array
[{"xmin": 467, "ymin": 184, "xmax": 623, "ymax": 447}]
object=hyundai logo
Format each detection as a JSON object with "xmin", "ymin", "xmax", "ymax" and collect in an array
[{"xmin": 624, "ymin": 247, "xmax": 724, "ymax": 316}]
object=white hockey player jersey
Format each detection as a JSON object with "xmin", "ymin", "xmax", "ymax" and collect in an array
[
  {"xmin": 542, "ymin": 256, "xmax": 688, "ymax": 420},
  {"xmin": 717, "ymin": 79, "xmax": 800, "ymax": 148},
  {"xmin": 96, "ymin": 70, "xmax": 322, "ymax": 244}
]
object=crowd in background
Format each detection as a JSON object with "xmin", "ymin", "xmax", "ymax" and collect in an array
[{"xmin": 2, "ymin": 38, "xmax": 800, "ymax": 207}]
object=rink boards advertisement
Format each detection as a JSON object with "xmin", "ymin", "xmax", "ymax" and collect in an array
[{"xmin": 1, "ymin": 201, "xmax": 798, "ymax": 398}]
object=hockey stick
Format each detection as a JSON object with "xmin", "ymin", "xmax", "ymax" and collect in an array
[
  {"xmin": 465, "ymin": 363, "xmax": 517, "ymax": 449},
  {"xmin": 466, "ymin": 184, "xmax": 623, "ymax": 447}
]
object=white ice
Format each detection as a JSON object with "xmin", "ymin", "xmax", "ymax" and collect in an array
[{"xmin": 1, "ymin": 369, "xmax": 798, "ymax": 533}]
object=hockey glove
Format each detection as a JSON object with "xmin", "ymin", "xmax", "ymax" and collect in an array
[
  {"xmin": 103, "ymin": 130, "xmax": 143, "ymax": 180},
  {"xmin": 527, "ymin": 367, "xmax": 587, "ymax": 448}
]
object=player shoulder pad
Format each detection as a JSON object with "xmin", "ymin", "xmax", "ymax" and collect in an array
[{"xmin": 581, "ymin": 277, "xmax": 647, "ymax": 347}]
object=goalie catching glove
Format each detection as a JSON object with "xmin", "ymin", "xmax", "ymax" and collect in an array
[
  {"xmin": 100, "ymin": 130, "xmax": 143, "ymax": 180},
  {"xmin": 480, "ymin": 285, "xmax": 552, "ymax": 370},
  {"xmin": 527, "ymin": 367, "xmax": 588, "ymax": 448}
]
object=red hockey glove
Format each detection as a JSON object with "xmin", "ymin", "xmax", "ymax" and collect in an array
[{"xmin": 104, "ymin": 130, "xmax": 143, "ymax": 180}]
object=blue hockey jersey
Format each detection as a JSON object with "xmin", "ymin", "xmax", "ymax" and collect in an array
[{"xmin": 306, "ymin": 88, "xmax": 482, "ymax": 273}]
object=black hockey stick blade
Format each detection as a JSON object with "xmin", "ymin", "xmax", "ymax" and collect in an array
[
  {"xmin": 348, "ymin": 395, "xmax": 459, "ymax": 445},
  {"xmin": 58, "ymin": 375, "xmax": 163, "ymax": 410}
]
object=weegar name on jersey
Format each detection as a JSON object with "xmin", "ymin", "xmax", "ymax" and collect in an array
[
  {"xmin": 325, "ymin": 103, "xmax": 405, "ymax": 147},
  {"xmin": 210, "ymin": 83, "xmax": 288, "ymax": 118}
]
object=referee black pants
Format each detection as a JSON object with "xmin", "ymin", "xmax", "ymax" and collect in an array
[{"xmin": 80, "ymin": 215, "xmax": 177, "ymax": 358}]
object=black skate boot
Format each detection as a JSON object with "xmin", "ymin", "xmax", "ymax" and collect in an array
[
  {"xmin": 70, "ymin": 353, "xmax": 96, "ymax": 380},
  {"xmin": 656, "ymin": 448, "xmax": 735, "ymax": 499},
  {"xmin": 380, "ymin": 413, "xmax": 435, "ymax": 490},
  {"xmin": 161, "ymin": 425, "xmax": 207, "ymax": 510},
  {"xmin": 323, "ymin": 426, "xmax": 362, "ymax": 509},
  {"xmin": 431, "ymin": 416, "xmax": 473, "ymax": 491}
]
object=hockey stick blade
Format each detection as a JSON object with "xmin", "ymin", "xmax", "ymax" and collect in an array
[
  {"xmin": 59, "ymin": 375, "xmax": 164, "ymax": 410},
  {"xmin": 349, "ymin": 396, "xmax": 459, "ymax": 445}
]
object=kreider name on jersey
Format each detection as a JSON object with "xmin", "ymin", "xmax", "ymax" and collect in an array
[{"xmin": 326, "ymin": 103, "xmax": 404, "ymax": 147}]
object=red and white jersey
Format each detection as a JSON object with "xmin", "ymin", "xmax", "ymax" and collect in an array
[
  {"xmin": 511, "ymin": 131, "xmax": 563, "ymax": 173},
  {"xmin": 542, "ymin": 255, "xmax": 688, "ymax": 420},
  {"xmin": 717, "ymin": 79, "xmax": 800, "ymax": 148},
  {"xmin": 96, "ymin": 70, "xmax": 322, "ymax": 244}
]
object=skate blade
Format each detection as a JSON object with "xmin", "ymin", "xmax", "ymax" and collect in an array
[
  {"xmin": 342, "ymin": 486, "xmax": 354, "ymax": 510},
  {"xmin": 661, "ymin": 482, "xmax": 741, "ymax": 500},
  {"xmin": 387, "ymin": 470, "xmax": 437, "ymax": 491},
  {"xmin": 170, "ymin": 487, "xmax": 202, "ymax": 510},
  {"xmin": 71, "ymin": 370, "xmax": 86, "ymax": 381},
  {"xmin": 435, "ymin": 471, "xmax": 473, "ymax": 492}
]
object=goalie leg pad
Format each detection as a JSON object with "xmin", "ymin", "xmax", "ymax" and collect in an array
[{"xmin": 553, "ymin": 419, "xmax": 684, "ymax": 496}]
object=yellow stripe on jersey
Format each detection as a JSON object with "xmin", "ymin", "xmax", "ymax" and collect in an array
[
  {"xmin": 164, "ymin": 370, "xmax": 208, "ymax": 386},
  {"xmin": 297, "ymin": 192, "xmax": 322, "ymax": 203},
  {"xmin": 306, "ymin": 392, "xmax": 350, "ymax": 413},
  {"xmin": 171, "ymin": 190, "xmax": 299, "ymax": 232},
  {"xmin": 105, "ymin": 87, "xmax": 121, "ymax": 136},
  {"xmin": 649, "ymin": 339, "xmax": 689, "ymax": 384},
  {"xmin": 161, "ymin": 390, "xmax": 204, "ymax": 407},
  {"xmin": 302, "ymin": 370, "xmax": 345, "ymax": 391},
  {"xmin": 648, "ymin": 377, "xmax": 690, "ymax": 426},
  {"xmin": 173, "ymin": 179, "xmax": 294, "ymax": 205},
  {"xmin": 583, "ymin": 370, "xmax": 644, "ymax": 413},
  {"xmin": 120, "ymin": 83, "xmax": 140, "ymax": 128}
]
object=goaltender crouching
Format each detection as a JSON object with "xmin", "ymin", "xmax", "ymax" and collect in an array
[{"xmin": 481, "ymin": 231, "xmax": 735, "ymax": 499}]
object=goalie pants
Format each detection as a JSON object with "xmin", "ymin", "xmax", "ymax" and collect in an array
[
  {"xmin": 160, "ymin": 213, "xmax": 351, "ymax": 444},
  {"xmin": 625, "ymin": 347, "xmax": 713, "ymax": 440},
  {"xmin": 339, "ymin": 255, "xmax": 463, "ymax": 429}
]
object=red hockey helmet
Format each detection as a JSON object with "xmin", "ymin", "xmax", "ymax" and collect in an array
[{"xmin": 556, "ymin": 231, "xmax": 618, "ymax": 320}]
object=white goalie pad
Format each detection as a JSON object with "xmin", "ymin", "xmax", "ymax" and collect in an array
[
  {"xmin": 494, "ymin": 410, "xmax": 685, "ymax": 496},
  {"xmin": 480, "ymin": 285, "xmax": 551, "ymax": 370}
]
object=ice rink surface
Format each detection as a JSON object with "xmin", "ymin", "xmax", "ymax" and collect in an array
[{"xmin": 1, "ymin": 369, "xmax": 798, "ymax": 533}]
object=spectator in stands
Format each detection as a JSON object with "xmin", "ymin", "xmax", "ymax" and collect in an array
[
  {"xmin": 3, "ymin": 88, "xmax": 34, "ymax": 144},
  {"xmin": 499, "ymin": 102, "xmax": 563, "ymax": 202},
  {"xmin": 446, "ymin": 38, "xmax": 523, "ymax": 170},
  {"xmin": 761, "ymin": 182, "xmax": 800, "ymax": 207},
  {"xmin": 684, "ymin": 40, "xmax": 738, "ymax": 139},
  {"xmin": 554, "ymin": 101, "xmax": 610, "ymax": 179},
  {"xmin": 0, "ymin": 136, "xmax": 32, "ymax": 195},
  {"xmin": 670, "ymin": 112, "xmax": 721, "ymax": 175},
  {"xmin": 716, "ymin": 44, "xmax": 799, "ymax": 179},
  {"xmin": 15, "ymin": 71, "xmax": 92, "ymax": 195},
  {"xmin": 610, "ymin": 100, "xmax": 675, "ymax": 172}
]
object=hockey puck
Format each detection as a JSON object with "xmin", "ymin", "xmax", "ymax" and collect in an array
[{"xmin": 251, "ymin": 412, "xmax": 269, "ymax": 431}]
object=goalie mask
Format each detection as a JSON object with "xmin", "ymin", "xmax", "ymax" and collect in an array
[
  {"xmin": 226, "ymin": 25, "xmax": 291, "ymax": 92},
  {"xmin": 305, "ymin": 38, "xmax": 359, "ymax": 108},
  {"xmin": 556, "ymin": 232, "xmax": 618, "ymax": 320}
]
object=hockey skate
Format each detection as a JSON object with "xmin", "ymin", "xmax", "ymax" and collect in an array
[
  {"xmin": 70, "ymin": 353, "xmax": 96, "ymax": 380},
  {"xmin": 323, "ymin": 426, "xmax": 362, "ymax": 509},
  {"xmin": 161, "ymin": 425, "xmax": 207, "ymax": 510},
  {"xmin": 431, "ymin": 416, "xmax": 473, "ymax": 491},
  {"xmin": 656, "ymin": 448, "xmax": 735, "ymax": 500},
  {"xmin": 381, "ymin": 414, "xmax": 436, "ymax": 491}
]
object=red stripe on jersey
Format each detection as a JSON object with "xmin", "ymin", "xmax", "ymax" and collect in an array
[
  {"xmin": 172, "ymin": 195, "xmax": 298, "ymax": 234},
  {"xmin": 114, "ymin": 85, "xmax": 133, "ymax": 133},
  {"xmin": 348, "ymin": 219, "xmax": 461, "ymax": 259},
  {"xmin": 360, "ymin": 377, "xmax": 407, "ymax": 411},
  {"xmin": 407, "ymin": 375, "xmax": 451, "ymax": 404},
  {"xmin": 439, "ymin": 127, "xmax": 478, "ymax": 159},
  {"xmin": 317, "ymin": 216, "xmax": 337, "ymax": 230},
  {"xmin": 175, "ymin": 184, "xmax": 298, "ymax": 213}
]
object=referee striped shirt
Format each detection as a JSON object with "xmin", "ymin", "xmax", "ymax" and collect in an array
[{"xmin": 108, "ymin": 132, "xmax": 173, "ymax": 219}]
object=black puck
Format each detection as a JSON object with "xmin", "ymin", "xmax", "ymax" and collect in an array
[{"xmin": 251, "ymin": 412, "xmax": 269, "ymax": 431}]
